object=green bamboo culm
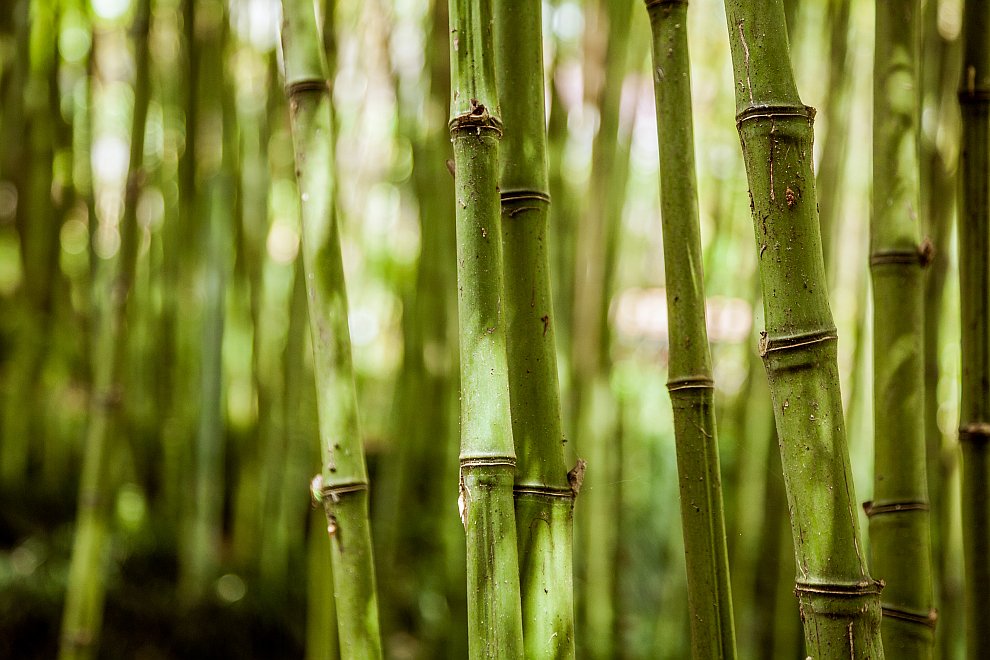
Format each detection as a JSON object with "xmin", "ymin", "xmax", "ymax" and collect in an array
[
  {"xmin": 279, "ymin": 0, "xmax": 383, "ymax": 656},
  {"xmin": 719, "ymin": 0, "xmax": 885, "ymax": 656},
  {"xmin": 493, "ymin": 0, "xmax": 576, "ymax": 657},
  {"xmin": 957, "ymin": 0, "xmax": 990, "ymax": 656},
  {"xmin": 59, "ymin": 0, "xmax": 152, "ymax": 656},
  {"xmin": 869, "ymin": 0, "xmax": 936, "ymax": 655},
  {"xmin": 447, "ymin": 0, "xmax": 525, "ymax": 656},
  {"xmin": 644, "ymin": 1, "xmax": 737, "ymax": 657}
]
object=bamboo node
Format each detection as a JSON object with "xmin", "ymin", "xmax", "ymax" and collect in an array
[
  {"xmin": 869, "ymin": 248, "xmax": 929, "ymax": 268},
  {"xmin": 735, "ymin": 103, "xmax": 815, "ymax": 128},
  {"xmin": 512, "ymin": 485, "xmax": 574, "ymax": 499},
  {"xmin": 666, "ymin": 376, "xmax": 714, "ymax": 392},
  {"xmin": 284, "ymin": 78, "xmax": 329, "ymax": 98},
  {"xmin": 319, "ymin": 481, "xmax": 368, "ymax": 504},
  {"xmin": 793, "ymin": 579, "xmax": 882, "ymax": 598},
  {"xmin": 759, "ymin": 329, "xmax": 837, "ymax": 357},
  {"xmin": 957, "ymin": 88, "xmax": 990, "ymax": 106},
  {"xmin": 644, "ymin": 0, "xmax": 688, "ymax": 8},
  {"xmin": 861, "ymin": 499, "xmax": 929, "ymax": 517},
  {"xmin": 880, "ymin": 604, "xmax": 938, "ymax": 628},
  {"xmin": 959, "ymin": 423, "xmax": 990, "ymax": 443},
  {"xmin": 449, "ymin": 99, "xmax": 503, "ymax": 137}
]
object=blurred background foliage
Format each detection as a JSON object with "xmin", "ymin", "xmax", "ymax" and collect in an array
[{"xmin": 0, "ymin": 0, "xmax": 967, "ymax": 657}]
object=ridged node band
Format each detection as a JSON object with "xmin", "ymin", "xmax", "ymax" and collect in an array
[
  {"xmin": 959, "ymin": 423, "xmax": 990, "ymax": 444},
  {"xmin": 881, "ymin": 604, "xmax": 938, "ymax": 628},
  {"xmin": 735, "ymin": 103, "xmax": 816, "ymax": 128},
  {"xmin": 500, "ymin": 190, "xmax": 551, "ymax": 204},
  {"xmin": 759, "ymin": 328, "xmax": 837, "ymax": 357},
  {"xmin": 320, "ymin": 482, "xmax": 368, "ymax": 503},
  {"xmin": 285, "ymin": 78, "xmax": 329, "ymax": 98},
  {"xmin": 513, "ymin": 485, "xmax": 574, "ymax": 499},
  {"xmin": 870, "ymin": 248, "xmax": 931, "ymax": 268},
  {"xmin": 958, "ymin": 89, "xmax": 990, "ymax": 106},
  {"xmin": 862, "ymin": 499, "xmax": 930, "ymax": 517},
  {"xmin": 459, "ymin": 456, "xmax": 516, "ymax": 470},
  {"xmin": 666, "ymin": 376, "xmax": 714, "ymax": 392},
  {"xmin": 644, "ymin": 0, "xmax": 689, "ymax": 8},
  {"xmin": 793, "ymin": 579, "xmax": 882, "ymax": 598}
]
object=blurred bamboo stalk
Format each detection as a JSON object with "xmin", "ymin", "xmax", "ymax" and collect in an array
[
  {"xmin": 868, "ymin": 0, "xmax": 936, "ymax": 654},
  {"xmin": 644, "ymin": 0, "xmax": 736, "ymax": 657},
  {"xmin": 720, "ymin": 0, "xmax": 884, "ymax": 654},
  {"xmin": 280, "ymin": 0, "xmax": 383, "ymax": 655},
  {"xmin": 59, "ymin": 0, "xmax": 152, "ymax": 656},
  {"xmin": 956, "ymin": 0, "xmax": 990, "ymax": 656}
]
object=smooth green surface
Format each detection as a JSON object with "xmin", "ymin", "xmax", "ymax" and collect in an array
[
  {"xmin": 957, "ymin": 0, "xmax": 990, "ymax": 657},
  {"xmin": 721, "ymin": 0, "xmax": 884, "ymax": 655},
  {"xmin": 870, "ymin": 0, "xmax": 935, "ymax": 655},
  {"xmin": 448, "ymin": 0, "xmax": 524, "ymax": 656},
  {"xmin": 494, "ymin": 0, "xmax": 575, "ymax": 657},
  {"xmin": 645, "ymin": 1, "xmax": 736, "ymax": 658},
  {"xmin": 280, "ymin": 0, "xmax": 383, "ymax": 656}
]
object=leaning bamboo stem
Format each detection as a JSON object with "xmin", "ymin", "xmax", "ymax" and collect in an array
[
  {"xmin": 59, "ymin": 1, "xmax": 151, "ymax": 657},
  {"xmin": 494, "ymin": 0, "xmax": 575, "ymax": 657},
  {"xmin": 720, "ymin": 0, "xmax": 884, "ymax": 655},
  {"xmin": 279, "ymin": 0, "xmax": 382, "ymax": 656},
  {"xmin": 957, "ymin": 1, "xmax": 990, "ymax": 656},
  {"xmin": 645, "ymin": 1, "xmax": 737, "ymax": 657},
  {"xmin": 869, "ymin": 0, "xmax": 936, "ymax": 654},
  {"xmin": 447, "ymin": 0, "xmax": 525, "ymax": 655}
]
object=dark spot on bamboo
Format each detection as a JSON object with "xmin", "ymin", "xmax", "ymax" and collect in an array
[{"xmin": 541, "ymin": 315, "xmax": 550, "ymax": 336}]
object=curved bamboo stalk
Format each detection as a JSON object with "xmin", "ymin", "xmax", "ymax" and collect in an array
[
  {"xmin": 644, "ymin": 1, "xmax": 737, "ymax": 657},
  {"xmin": 279, "ymin": 0, "xmax": 382, "ymax": 656},
  {"xmin": 869, "ymin": 0, "xmax": 936, "ymax": 654},
  {"xmin": 447, "ymin": 0, "xmax": 525, "ymax": 656},
  {"xmin": 719, "ymin": 0, "xmax": 884, "ymax": 655},
  {"xmin": 494, "ymin": 1, "xmax": 575, "ymax": 657},
  {"xmin": 59, "ymin": 0, "xmax": 151, "ymax": 656},
  {"xmin": 957, "ymin": 0, "xmax": 990, "ymax": 656}
]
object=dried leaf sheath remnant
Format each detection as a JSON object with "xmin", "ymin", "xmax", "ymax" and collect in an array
[
  {"xmin": 644, "ymin": 0, "xmax": 737, "ymax": 657},
  {"xmin": 448, "ymin": 0, "xmax": 525, "ymax": 656},
  {"xmin": 280, "ymin": 0, "xmax": 383, "ymax": 656},
  {"xmin": 719, "ymin": 0, "xmax": 884, "ymax": 656}
]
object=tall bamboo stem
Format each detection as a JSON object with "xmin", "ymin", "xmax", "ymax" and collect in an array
[
  {"xmin": 59, "ymin": 0, "xmax": 151, "ymax": 656},
  {"xmin": 957, "ymin": 0, "xmax": 990, "ymax": 656},
  {"xmin": 869, "ymin": 0, "xmax": 936, "ymax": 655},
  {"xmin": 280, "ymin": 0, "xmax": 383, "ymax": 655},
  {"xmin": 644, "ymin": 1, "xmax": 737, "ymax": 657},
  {"xmin": 494, "ymin": 1, "xmax": 575, "ymax": 657},
  {"xmin": 720, "ymin": 0, "xmax": 884, "ymax": 655},
  {"xmin": 446, "ymin": 0, "xmax": 525, "ymax": 655}
]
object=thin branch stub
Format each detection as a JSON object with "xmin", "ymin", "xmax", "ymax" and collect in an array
[{"xmin": 881, "ymin": 604, "xmax": 938, "ymax": 628}]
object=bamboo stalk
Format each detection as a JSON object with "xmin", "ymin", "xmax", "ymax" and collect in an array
[
  {"xmin": 869, "ymin": 0, "xmax": 936, "ymax": 655},
  {"xmin": 493, "ymin": 0, "xmax": 575, "ymax": 657},
  {"xmin": 59, "ymin": 0, "xmax": 152, "ymax": 656},
  {"xmin": 279, "ymin": 0, "xmax": 383, "ymax": 656},
  {"xmin": 720, "ymin": 0, "xmax": 884, "ymax": 655},
  {"xmin": 957, "ymin": 0, "xmax": 990, "ymax": 656},
  {"xmin": 644, "ymin": 1, "xmax": 737, "ymax": 657},
  {"xmin": 446, "ymin": 0, "xmax": 525, "ymax": 656}
]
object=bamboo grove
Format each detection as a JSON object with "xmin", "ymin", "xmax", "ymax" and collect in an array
[{"xmin": 0, "ymin": 0, "xmax": 988, "ymax": 658}]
